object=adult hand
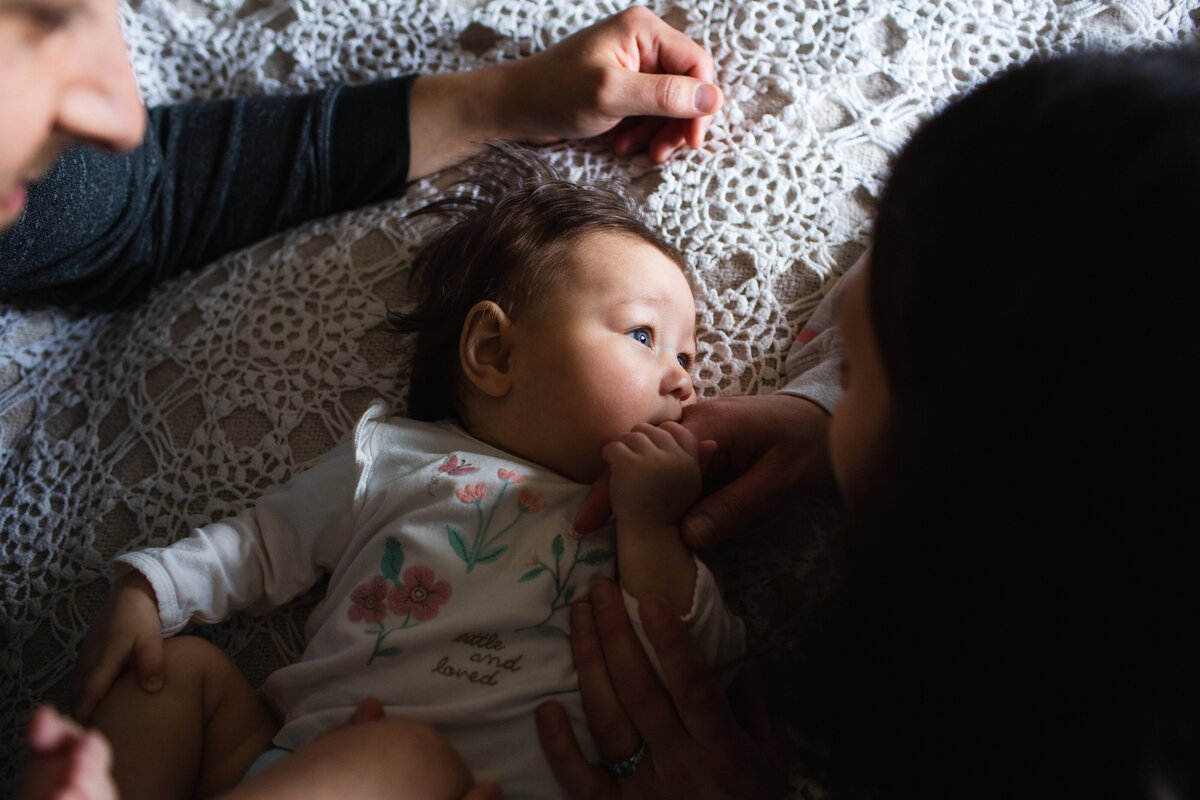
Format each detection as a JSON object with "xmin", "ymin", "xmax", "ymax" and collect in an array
[
  {"xmin": 678, "ymin": 393, "xmax": 833, "ymax": 548},
  {"xmin": 535, "ymin": 579, "xmax": 787, "ymax": 799},
  {"xmin": 498, "ymin": 6, "xmax": 722, "ymax": 161},
  {"xmin": 409, "ymin": 6, "xmax": 722, "ymax": 178},
  {"xmin": 575, "ymin": 394, "xmax": 833, "ymax": 546}
]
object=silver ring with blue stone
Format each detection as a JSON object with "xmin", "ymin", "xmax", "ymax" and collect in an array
[{"xmin": 604, "ymin": 740, "xmax": 647, "ymax": 778}]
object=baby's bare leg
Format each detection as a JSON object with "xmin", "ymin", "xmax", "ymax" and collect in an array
[
  {"xmin": 221, "ymin": 717, "xmax": 476, "ymax": 800},
  {"xmin": 90, "ymin": 635, "xmax": 276, "ymax": 800}
]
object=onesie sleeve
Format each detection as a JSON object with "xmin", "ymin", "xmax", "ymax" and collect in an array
[
  {"xmin": 622, "ymin": 556, "xmax": 747, "ymax": 687},
  {"xmin": 111, "ymin": 439, "xmax": 362, "ymax": 636},
  {"xmin": 0, "ymin": 76, "xmax": 415, "ymax": 308},
  {"xmin": 775, "ymin": 250, "xmax": 869, "ymax": 413}
]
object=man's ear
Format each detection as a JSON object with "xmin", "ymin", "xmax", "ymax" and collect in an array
[{"xmin": 460, "ymin": 301, "xmax": 513, "ymax": 398}]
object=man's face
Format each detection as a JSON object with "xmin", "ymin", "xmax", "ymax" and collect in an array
[
  {"xmin": 499, "ymin": 232, "xmax": 698, "ymax": 483},
  {"xmin": 0, "ymin": 0, "xmax": 145, "ymax": 230}
]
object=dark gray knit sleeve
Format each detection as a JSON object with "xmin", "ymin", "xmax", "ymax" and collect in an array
[{"xmin": 0, "ymin": 75, "xmax": 415, "ymax": 308}]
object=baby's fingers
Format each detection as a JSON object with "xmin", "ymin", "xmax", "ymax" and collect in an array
[
  {"xmin": 72, "ymin": 654, "xmax": 125, "ymax": 725},
  {"xmin": 657, "ymin": 420, "xmax": 700, "ymax": 456},
  {"xmin": 72, "ymin": 633, "xmax": 162, "ymax": 723},
  {"xmin": 133, "ymin": 633, "xmax": 164, "ymax": 694},
  {"xmin": 601, "ymin": 439, "xmax": 635, "ymax": 467}
]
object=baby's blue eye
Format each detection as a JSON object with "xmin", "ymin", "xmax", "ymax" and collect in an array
[
  {"xmin": 629, "ymin": 328, "xmax": 651, "ymax": 347},
  {"xmin": 677, "ymin": 354, "xmax": 691, "ymax": 369}
]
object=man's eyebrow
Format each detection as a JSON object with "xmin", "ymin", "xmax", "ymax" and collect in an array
[{"xmin": 2, "ymin": 0, "xmax": 85, "ymax": 20}]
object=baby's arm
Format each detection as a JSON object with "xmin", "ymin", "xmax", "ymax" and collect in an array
[
  {"xmin": 72, "ymin": 436, "xmax": 363, "ymax": 722},
  {"xmin": 602, "ymin": 421, "xmax": 703, "ymax": 615}
]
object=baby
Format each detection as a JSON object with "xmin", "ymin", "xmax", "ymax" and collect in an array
[{"xmin": 55, "ymin": 146, "xmax": 746, "ymax": 800}]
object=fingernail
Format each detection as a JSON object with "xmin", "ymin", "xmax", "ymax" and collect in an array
[
  {"xmin": 693, "ymin": 83, "xmax": 719, "ymax": 114},
  {"xmin": 146, "ymin": 674, "xmax": 163, "ymax": 692},
  {"xmin": 591, "ymin": 579, "xmax": 617, "ymax": 610},
  {"xmin": 683, "ymin": 513, "xmax": 713, "ymax": 547}
]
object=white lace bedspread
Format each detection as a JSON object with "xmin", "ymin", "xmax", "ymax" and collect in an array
[{"xmin": 1, "ymin": 0, "xmax": 1194, "ymax": 793}]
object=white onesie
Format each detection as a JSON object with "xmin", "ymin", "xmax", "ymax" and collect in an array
[{"xmin": 114, "ymin": 405, "xmax": 746, "ymax": 798}]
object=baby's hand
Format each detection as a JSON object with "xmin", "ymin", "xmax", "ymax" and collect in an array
[
  {"xmin": 71, "ymin": 572, "xmax": 164, "ymax": 724},
  {"xmin": 602, "ymin": 422, "xmax": 703, "ymax": 528}
]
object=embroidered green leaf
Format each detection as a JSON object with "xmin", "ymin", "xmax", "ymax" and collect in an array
[
  {"xmin": 564, "ymin": 585, "xmax": 576, "ymax": 603},
  {"xmin": 376, "ymin": 646, "xmax": 402, "ymax": 658},
  {"xmin": 381, "ymin": 536, "xmax": 405, "ymax": 585},
  {"xmin": 476, "ymin": 545, "xmax": 508, "ymax": 565},
  {"xmin": 578, "ymin": 549, "xmax": 614, "ymax": 566},
  {"xmin": 551, "ymin": 534, "xmax": 565, "ymax": 563},
  {"xmin": 519, "ymin": 565, "xmax": 548, "ymax": 582},
  {"xmin": 447, "ymin": 526, "xmax": 469, "ymax": 564}
]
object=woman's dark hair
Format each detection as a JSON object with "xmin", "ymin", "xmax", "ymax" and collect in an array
[
  {"xmin": 389, "ymin": 143, "xmax": 685, "ymax": 423},
  {"xmin": 801, "ymin": 48, "xmax": 1200, "ymax": 798}
]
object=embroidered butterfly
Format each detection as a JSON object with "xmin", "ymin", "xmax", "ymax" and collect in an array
[{"xmin": 438, "ymin": 455, "xmax": 478, "ymax": 476}]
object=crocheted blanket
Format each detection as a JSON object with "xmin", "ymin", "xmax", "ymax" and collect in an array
[{"xmin": 1, "ymin": 0, "xmax": 1193, "ymax": 793}]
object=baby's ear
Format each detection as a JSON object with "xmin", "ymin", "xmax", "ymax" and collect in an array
[{"xmin": 460, "ymin": 301, "xmax": 513, "ymax": 397}]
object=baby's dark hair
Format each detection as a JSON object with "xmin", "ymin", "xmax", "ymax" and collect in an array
[{"xmin": 389, "ymin": 144, "xmax": 686, "ymax": 423}]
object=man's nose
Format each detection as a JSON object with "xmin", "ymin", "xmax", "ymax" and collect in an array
[{"xmin": 57, "ymin": 11, "xmax": 146, "ymax": 153}]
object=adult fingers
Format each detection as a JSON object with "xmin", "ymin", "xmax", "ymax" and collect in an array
[
  {"xmin": 588, "ymin": 579, "xmax": 682, "ymax": 745},
  {"xmin": 607, "ymin": 116, "xmax": 663, "ymax": 158},
  {"xmin": 600, "ymin": 69, "xmax": 723, "ymax": 125},
  {"xmin": 647, "ymin": 118, "xmax": 692, "ymax": 164},
  {"xmin": 637, "ymin": 594, "xmax": 741, "ymax": 753},
  {"xmin": 623, "ymin": 11, "xmax": 719, "ymax": 150},
  {"xmin": 681, "ymin": 453, "xmax": 794, "ymax": 548},
  {"xmin": 574, "ymin": 471, "xmax": 613, "ymax": 534},
  {"xmin": 536, "ymin": 700, "xmax": 608, "ymax": 800},
  {"xmin": 570, "ymin": 600, "xmax": 641, "ymax": 762},
  {"xmin": 622, "ymin": 6, "xmax": 716, "ymax": 86}
]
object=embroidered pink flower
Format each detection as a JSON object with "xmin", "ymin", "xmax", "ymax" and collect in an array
[
  {"xmin": 517, "ymin": 487, "xmax": 547, "ymax": 513},
  {"xmin": 438, "ymin": 455, "xmax": 477, "ymax": 475},
  {"xmin": 456, "ymin": 482, "xmax": 487, "ymax": 503},
  {"xmin": 388, "ymin": 566, "xmax": 452, "ymax": 622},
  {"xmin": 348, "ymin": 577, "xmax": 389, "ymax": 624},
  {"xmin": 497, "ymin": 468, "xmax": 527, "ymax": 484},
  {"xmin": 526, "ymin": 552, "xmax": 541, "ymax": 568}
]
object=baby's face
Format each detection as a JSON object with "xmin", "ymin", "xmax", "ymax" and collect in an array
[{"xmin": 502, "ymin": 232, "xmax": 697, "ymax": 482}]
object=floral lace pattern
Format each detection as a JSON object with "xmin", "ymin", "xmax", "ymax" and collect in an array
[{"xmin": 0, "ymin": 0, "xmax": 1193, "ymax": 793}]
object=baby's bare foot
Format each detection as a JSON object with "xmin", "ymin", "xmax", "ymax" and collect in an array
[{"xmin": 19, "ymin": 706, "xmax": 118, "ymax": 800}]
